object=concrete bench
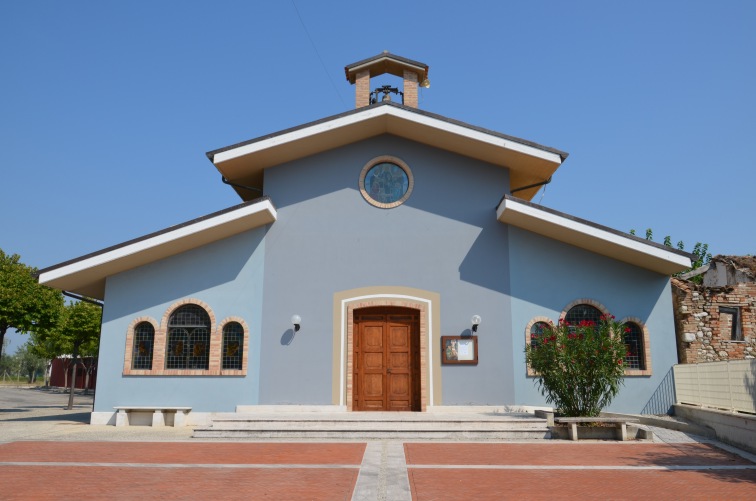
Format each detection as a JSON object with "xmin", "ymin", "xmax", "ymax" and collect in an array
[
  {"xmin": 554, "ymin": 417, "xmax": 639, "ymax": 441},
  {"xmin": 114, "ymin": 406, "xmax": 192, "ymax": 427}
]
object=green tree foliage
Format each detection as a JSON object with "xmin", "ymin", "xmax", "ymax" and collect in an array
[
  {"xmin": 0, "ymin": 249, "xmax": 64, "ymax": 359},
  {"xmin": 15, "ymin": 342, "xmax": 46, "ymax": 383},
  {"xmin": 525, "ymin": 315, "xmax": 627, "ymax": 417},
  {"xmin": 0, "ymin": 349, "xmax": 21, "ymax": 378},
  {"xmin": 629, "ymin": 229, "xmax": 712, "ymax": 282},
  {"xmin": 34, "ymin": 300, "xmax": 101, "ymax": 409}
]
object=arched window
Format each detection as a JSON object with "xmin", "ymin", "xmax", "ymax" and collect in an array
[
  {"xmin": 222, "ymin": 322, "xmax": 244, "ymax": 370},
  {"xmin": 530, "ymin": 321, "xmax": 550, "ymax": 348},
  {"xmin": 165, "ymin": 305, "xmax": 211, "ymax": 370},
  {"xmin": 132, "ymin": 322, "xmax": 154, "ymax": 370},
  {"xmin": 623, "ymin": 322, "xmax": 645, "ymax": 370},
  {"xmin": 565, "ymin": 304, "xmax": 603, "ymax": 326}
]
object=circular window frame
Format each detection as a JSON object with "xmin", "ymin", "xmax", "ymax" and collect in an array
[{"xmin": 358, "ymin": 155, "xmax": 414, "ymax": 209}]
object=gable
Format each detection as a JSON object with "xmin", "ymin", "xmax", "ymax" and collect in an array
[{"xmin": 207, "ymin": 102, "xmax": 567, "ymax": 202}]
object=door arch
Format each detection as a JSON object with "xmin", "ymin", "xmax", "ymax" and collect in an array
[{"xmin": 333, "ymin": 288, "xmax": 440, "ymax": 411}]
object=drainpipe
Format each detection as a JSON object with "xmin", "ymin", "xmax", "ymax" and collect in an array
[
  {"xmin": 63, "ymin": 291, "xmax": 103, "ymax": 307},
  {"xmin": 510, "ymin": 176, "xmax": 552, "ymax": 195},
  {"xmin": 221, "ymin": 176, "xmax": 263, "ymax": 195}
]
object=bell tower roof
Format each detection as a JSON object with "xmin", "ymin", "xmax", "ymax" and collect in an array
[{"xmin": 344, "ymin": 51, "xmax": 429, "ymax": 83}]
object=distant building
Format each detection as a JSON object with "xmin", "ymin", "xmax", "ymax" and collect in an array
[
  {"xmin": 50, "ymin": 356, "xmax": 97, "ymax": 390},
  {"xmin": 37, "ymin": 53, "xmax": 692, "ymax": 425},
  {"xmin": 673, "ymin": 255, "xmax": 756, "ymax": 363}
]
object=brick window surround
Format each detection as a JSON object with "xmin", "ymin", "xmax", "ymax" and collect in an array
[
  {"xmin": 618, "ymin": 316, "xmax": 652, "ymax": 376},
  {"xmin": 123, "ymin": 299, "xmax": 249, "ymax": 376},
  {"xmin": 525, "ymin": 299, "xmax": 652, "ymax": 377},
  {"xmin": 524, "ymin": 316, "xmax": 552, "ymax": 376}
]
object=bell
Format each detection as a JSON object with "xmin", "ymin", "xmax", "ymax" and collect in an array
[{"xmin": 382, "ymin": 92, "xmax": 392, "ymax": 102}]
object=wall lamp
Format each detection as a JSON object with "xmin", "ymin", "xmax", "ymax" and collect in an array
[
  {"xmin": 471, "ymin": 315, "xmax": 482, "ymax": 333},
  {"xmin": 291, "ymin": 314, "xmax": 302, "ymax": 333}
]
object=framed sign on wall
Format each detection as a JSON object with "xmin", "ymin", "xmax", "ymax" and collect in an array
[{"xmin": 441, "ymin": 336, "xmax": 478, "ymax": 365}]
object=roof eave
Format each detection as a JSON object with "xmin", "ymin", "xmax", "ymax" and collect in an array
[
  {"xmin": 496, "ymin": 195, "xmax": 693, "ymax": 275},
  {"xmin": 38, "ymin": 198, "xmax": 277, "ymax": 300}
]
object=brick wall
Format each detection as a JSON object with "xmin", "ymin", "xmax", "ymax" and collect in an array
[
  {"xmin": 355, "ymin": 70, "xmax": 370, "ymax": 108},
  {"xmin": 672, "ymin": 277, "xmax": 756, "ymax": 363},
  {"xmin": 403, "ymin": 69, "xmax": 418, "ymax": 108}
]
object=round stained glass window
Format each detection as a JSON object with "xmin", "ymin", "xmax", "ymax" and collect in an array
[{"xmin": 359, "ymin": 156, "xmax": 414, "ymax": 208}]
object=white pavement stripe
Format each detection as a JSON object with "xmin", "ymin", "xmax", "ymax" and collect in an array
[
  {"xmin": 0, "ymin": 462, "xmax": 359, "ymax": 469},
  {"xmin": 406, "ymin": 464, "xmax": 756, "ymax": 470}
]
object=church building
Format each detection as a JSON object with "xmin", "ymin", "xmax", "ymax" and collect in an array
[{"xmin": 37, "ymin": 53, "xmax": 692, "ymax": 425}]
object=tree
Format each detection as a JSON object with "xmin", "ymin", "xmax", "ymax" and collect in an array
[
  {"xmin": 15, "ymin": 342, "xmax": 46, "ymax": 383},
  {"xmin": 29, "ymin": 330, "xmax": 58, "ymax": 387},
  {"xmin": 34, "ymin": 300, "xmax": 101, "ymax": 409},
  {"xmin": 525, "ymin": 315, "xmax": 627, "ymax": 417},
  {"xmin": 629, "ymin": 229, "xmax": 712, "ymax": 282},
  {"xmin": 0, "ymin": 249, "xmax": 64, "ymax": 360}
]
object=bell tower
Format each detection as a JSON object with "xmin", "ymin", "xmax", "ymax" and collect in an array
[{"xmin": 344, "ymin": 52, "xmax": 430, "ymax": 109}]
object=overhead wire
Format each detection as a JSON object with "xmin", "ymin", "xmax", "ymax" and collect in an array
[{"xmin": 290, "ymin": 0, "xmax": 347, "ymax": 108}]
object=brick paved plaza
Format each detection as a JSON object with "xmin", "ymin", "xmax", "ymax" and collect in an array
[
  {"xmin": 1, "ymin": 388, "xmax": 755, "ymax": 500},
  {"xmin": 1, "ymin": 441, "xmax": 755, "ymax": 500}
]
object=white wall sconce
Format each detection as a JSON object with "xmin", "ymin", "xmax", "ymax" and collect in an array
[
  {"xmin": 471, "ymin": 315, "xmax": 482, "ymax": 333},
  {"xmin": 291, "ymin": 314, "xmax": 302, "ymax": 333}
]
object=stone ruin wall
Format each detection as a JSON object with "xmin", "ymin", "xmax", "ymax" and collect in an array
[{"xmin": 672, "ymin": 278, "xmax": 756, "ymax": 363}]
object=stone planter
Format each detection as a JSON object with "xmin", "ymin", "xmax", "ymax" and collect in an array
[{"xmin": 549, "ymin": 423, "xmax": 646, "ymax": 441}]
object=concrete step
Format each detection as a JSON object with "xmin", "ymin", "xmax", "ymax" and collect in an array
[
  {"xmin": 193, "ymin": 429, "xmax": 550, "ymax": 440},
  {"xmin": 192, "ymin": 412, "xmax": 550, "ymax": 440}
]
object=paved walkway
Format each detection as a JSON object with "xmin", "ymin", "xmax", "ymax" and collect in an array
[{"xmin": 1, "ymin": 387, "xmax": 755, "ymax": 500}]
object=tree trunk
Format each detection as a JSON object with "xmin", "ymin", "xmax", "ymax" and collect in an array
[
  {"xmin": 83, "ymin": 366, "xmax": 90, "ymax": 395},
  {"xmin": 0, "ymin": 323, "xmax": 7, "ymax": 360},
  {"xmin": 44, "ymin": 361, "xmax": 52, "ymax": 388},
  {"xmin": 63, "ymin": 360, "xmax": 69, "ymax": 389},
  {"xmin": 67, "ymin": 361, "xmax": 77, "ymax": 410},
  {"xmin": 67, "ymin": 342, "xmax": 82, "ymax": 411}
]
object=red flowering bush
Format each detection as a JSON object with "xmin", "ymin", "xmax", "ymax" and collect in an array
[{"xmin": 525, "ymin": 315, "xmax": 627, "ymax": 417}]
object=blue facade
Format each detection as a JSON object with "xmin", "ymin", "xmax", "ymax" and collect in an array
[
  {"xmin": 508, "ymin": 227, "xmax": 677, "ymax": 413},
  {"xmin": 93, "ymin": 133, "xmax": 679, "ymax": 416},
  {"xmin": 95, "ymin": 228, "xmax": 266, "ymax": 413}
]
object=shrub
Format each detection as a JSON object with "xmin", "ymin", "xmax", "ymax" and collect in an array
[{"xmin": 525, "ymin": 315, "xmax": 628, "ymax": 417}]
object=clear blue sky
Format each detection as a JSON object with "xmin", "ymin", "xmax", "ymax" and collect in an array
[{"xmin": 1, "ymin": 1, "xmax": 754, "ymax": 353}]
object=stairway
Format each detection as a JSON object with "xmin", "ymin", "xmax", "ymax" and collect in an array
[{"xmin": 193, "ymin": 410, "xmax": 550, "ymax": 440}]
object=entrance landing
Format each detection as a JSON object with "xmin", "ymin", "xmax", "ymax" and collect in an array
[{"xmin": 192, "ymin": 410, "xmax": 550, "ymax": 440}]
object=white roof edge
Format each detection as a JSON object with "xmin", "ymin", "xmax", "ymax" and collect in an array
[
  {"xmin": 497, "ymin": 197, "xmax": 692, "ymax": 273},
  {"xmin": 213, "ymin": 106, "xmax": 563, "ymax": 166},
  {"xmin": 38, "ymin": 200, "xmax": 277, "ymax": 284},
  {"xmin": 347, "ymin": 56, "xmax": 427, "ymax": 74}
]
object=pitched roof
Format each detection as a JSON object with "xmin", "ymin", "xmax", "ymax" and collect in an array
[
  {"xmin": 344, "ymin": 52, "xmax": 429, "ymax": 83},
  {"xmin": 37, "ymin": 197, "xmax": 277, "ymax": 300},
  {"xmin": 496, "ymin": 195, "xmax": 693, "ymax": 275},
  {"xmin": 207, "ymin": 101, "xmax": 568, "ymax": 202}
]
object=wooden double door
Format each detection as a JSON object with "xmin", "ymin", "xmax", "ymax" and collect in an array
[{"xmin": 353, "ymin": 307, "xmax": 420, "ymax": 412}]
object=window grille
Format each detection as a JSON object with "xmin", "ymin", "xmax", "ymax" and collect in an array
[
  {"xmin": 132, "ymin": 322, "xmax": 154, "ymax": 370},
  {"xmin": 623, "ymin": 322, "xmax": 645, "ymax": 370},
  {"xmin": 222, "ymin": 322, "xmax": 244, "ymax": 370},
  {"xmin": 165, "ymin": 305, "xmax": 211, "ymax": 370},
  {"xmin": 565, "ymin": 304, "xmax": 603, "ymax": 325},
  {"xmin": 530, "ymin": 321, "xmax": 550, "ymax": 348}
]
